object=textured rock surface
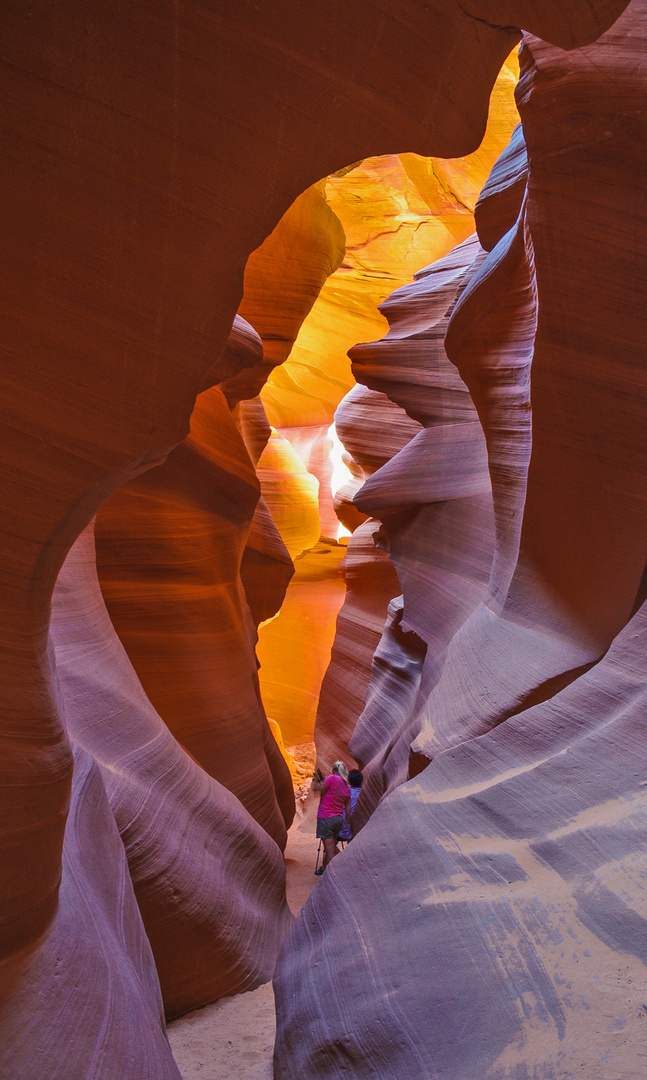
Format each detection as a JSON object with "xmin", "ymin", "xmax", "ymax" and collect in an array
[
  {"xmin": 411, "ymin": 6, "xmax": 647, "ymax": 767},
  {"xmin": 232, "ymin": 396, "xmax": 296, "ymax": 628},
  {"xmin": 253, "ymin": 428, "xmax": 348, "ymax": 750},
  {"xmin": 297, "ymin": 56, "xmax": 520, "ymax": 776},
  {"xmin": 257, "ymin": 57, "xmax": 519, "ymax": 546},
  {"xmin": 277, "ymin": 602, "xmax": 647, "ymax": 1079},
  {"xmin": 0, "ymin": 745, "xmax": 181, "ymax": 1080},
  {"xmin": 314, "ymin": 519, "xmax": 401, "ymax": 771},
  {"xmin": 342, "ymin": 234, "xmax": 498, "ymax": 816},
  {"xmin": 274, "ymin": 5, "xmax": 647, "ymax": 1079},
  {"xmin": 0, "ymin": 1, "xmax": 633, "ymax": 1076},
  {"xmin": 233, "ymin": 184, "xmax": 346, "ymax": 405},
  {"xmin": 274, "ymin": 424, "xmax": 340, "ymax": 541},
  {"xmin": 0, "ymin": 0, "xmax": 525, "ymax": 976},
  {"xmin": 246, "ymin": 42, "xmax": 519, "ymax": 773},
  {"xmin": 95, "ymin": 383, "xmax": 294, "ymax": 848},
  {"xmin": 261, "ymin": 111, "xmax": 521, "ymax": 437},
  {"xmin": 314, "ymin": 385, "xmax": 421, "ymax": 769},
  {"xmin": 52, "ymin": 526, "xmax": 292, "ymax": 1019},
  {"xmin": 255, "ymin": 430, "xmax": 321, "ymax": 562},
  {"xmin": 241, "ymin": 493, "xmax": 295, "ymax": 628}
]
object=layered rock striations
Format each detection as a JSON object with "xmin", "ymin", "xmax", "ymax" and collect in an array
[
  {"xmin": 0, "ymin": 745, "xmax": 183, "ymax": 1080},
  {"xmin": 307, "ymin": 55, "xmax": 521, "ymax": 770},
  {"xmin": 313, "ymin": 385, "xmax": 421, "ymax": 771},
  {"xmin": 274, "ymin": 5, "xmax": 647, "ymax": 1078},
  {"xmin": 257, "ymin": 540, "xmax": 348, "ymax": 748},
  {"xmin": 232, "ymin": 396, "xmax": 297, "ymax": 627},
  {"xmin": 0, "ymin": 0, "xmax": 526, "ymax": 982},
  {"xmin": 0, "ymin": 2, "xmax": 635, "ymax": 1077},
  {"xmin": 346, "ymin": 233, "xmax": 498, "ymax": 818},
  {"xmin": 95, "ymin": 379, "xmax": 294, "ymax": 849},
  {"xmin": 411, "ymin": 4, "xmax": 647, "ymax": 767},
  {"xmin": 278, "ymin": 603, "xmax": 647, "ymax": 1079},
  {"xmin": 234, "ymin": 184, "xmax": 346, "ymax": 405},
  {"xmin": 313, "ymin": 519, "xmax": 401, "ymax": 772},
  {"xmin": 254, "ymin": 434, "xmax": 347, "ymax": 750},
  {"xmin": 257, "ymin": 56, "xmax": 520, "ymax": 536},
  {"xmin": 52, "ymin": 525, "xmax": 292, "ymax": 1019}
]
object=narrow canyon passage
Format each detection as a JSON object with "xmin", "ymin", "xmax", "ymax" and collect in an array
[
  {"xmin": 3, "ymin": 6, "xmax": 647, "ymax": 1080},
  {"xmin": 151, "ymin": 61, "xmax": 524, "ymax": 1077},
  {"xmin": 83, "ymin": 81, "xmax": 523, "ymax": 1076}
]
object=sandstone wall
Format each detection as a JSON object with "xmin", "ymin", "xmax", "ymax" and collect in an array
[
  {"xmin": 274, "ymin": 5, "xmax": 647, "ymax": 1078},
  {"xmin": 0, "ymin": 1, "xmax": 633, "ymax": 1076},
  {"xmin": 95, "ymin": 378, "xmax": 295, "ymax": 849},
  {"xmin": 339, "ymin": 233, "xmax": 499, "ymax": 821},
  {"xmin": 53, "ymin": 525, "xmax": 292, "ymax": 1019}
]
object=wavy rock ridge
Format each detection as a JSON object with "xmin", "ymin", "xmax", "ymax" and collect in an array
[
  {"xmin": 0, "ymin": 1, "xmax": 635, "ymax": 1077},
  {"xmin": 274, "ymin": 4, "xmax": 647, "ymax": 1078}
]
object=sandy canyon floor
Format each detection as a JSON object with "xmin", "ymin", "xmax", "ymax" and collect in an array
[{"xmin": 168, "ymin": 805, "xmax": 319, "ymax": 1079}]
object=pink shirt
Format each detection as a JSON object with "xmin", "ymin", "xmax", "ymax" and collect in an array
[{"xmin": 317, "ymin": 774, "xmax": 350, "ymax": 818}]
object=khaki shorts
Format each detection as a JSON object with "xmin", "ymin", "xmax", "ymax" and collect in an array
[{"xmin": 316, "ymin": 815, "xmax": 343, "ymax": 840}]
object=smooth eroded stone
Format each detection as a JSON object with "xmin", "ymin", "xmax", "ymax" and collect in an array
[
  {"xmin": 275, "ymin": 587, "xmax": 647, "ymax": 1079},
  {"xmin": 257, "ymin": 541, "xmax": 347, "ymax": 748},
  {"xmin": 413, "ymin": 1, "xmax": 647, "ymax": 764},
  {"xmin": 274, "ymin": 6, "xmax": 647, "ymax": 1077},
  {"xmin": 0, "ymin": 2, "xmax": 632, "ymax": 1073},
  {"xmin": 1, "ymin": 0, "xmax": 524, "ymax": 963},
  {"xmin": 313, "ymin": 379, "xmax": 423, "ymax": 770},
  {"xmin": 474, "ymin": 122, "xmax": 528, "ymax": 250},
  {"xmin": 96, "ymin": 385, "xmax": 293, "ymax": 848},
  {"xmin": 0, "ymin": 746, "xmax": 181, "ymax": 1080},
  {"xmin": 233, "ymin": 183, "xmax": 346, "ymax": 404},
  {"xmin": 346, "ymin": 234, "xmax": 496, "ymax": 805},
  {"xmin": 314, "ymin": 520, "xmax": 401, "ymax": 771},
  {"xmin": 52, "ymin": 525, "xmax": 293, "ymax": 1018},
  {"xmin": 256, "ymin": 430, "xmax": 322, "ymax": 561}
]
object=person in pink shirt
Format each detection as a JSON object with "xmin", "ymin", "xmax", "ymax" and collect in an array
[{"xmin": 314, "ymin": 761, "xmax": 351, "ymax": 875}]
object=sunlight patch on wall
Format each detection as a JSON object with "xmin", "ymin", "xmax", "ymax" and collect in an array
[{"xmin": 327, "ymin": 421, "xmax": 353, "ymax": 541}]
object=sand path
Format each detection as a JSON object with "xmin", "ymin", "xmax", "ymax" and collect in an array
[{"xmin": 168, "ymin": 805, "xmax": 320, "ymax": 1079}]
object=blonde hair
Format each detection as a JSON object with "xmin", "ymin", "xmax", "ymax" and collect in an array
[{"xmin": 331, "ymin": 760, "xmax": 349, "ymax": 782}]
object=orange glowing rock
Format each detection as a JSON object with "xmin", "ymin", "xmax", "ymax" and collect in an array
[
  {"xmin": 256, "ymin": 430, "xmax": 321, "ymax": 561},
  {"xmin": 276, "ymin": 12, "xmax": 647, "ymax": 1080},
  {"xmin": 400, "ymin": 50, "xmax": 520, "ymax": 220},
  {"xmin": 267, "ymin": 718, "xmax": 299, "ymax": 785},
  {"xmin": 253, "ymin": 426, "xmax": 346, "ymax": 746},
  {"xmin": 232, "ymin": 184, "xmax": 346, "ymax": 404},
  {"xmin": 248, "ymin": 52, "xmax": 521, "ymax": 773},
  {"xmin": 260, "ymin": 50, "xmax": 521, "ymax": 438},
  {"xmin": 230, "ymin": 397, "xmax": 296, "ymax": 627},
  {"xmin": 256, "ymin": 541, "xmax": 347, "ymax": 747},
  {"xmin": 274, "ymin": 423, "xmax": 342, "ymax": 541},
  {"xmin": 95, "ymin": 383, "xmax": 294, "ymax": 850},
  {"xmin": 2, "ymin": 5, "xmax": 633, "ymax": 1076}
]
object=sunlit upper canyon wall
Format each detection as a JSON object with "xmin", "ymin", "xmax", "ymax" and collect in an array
[
  {"xmin": 0, "ymin": 2, "xmax": 643, "ymax": 1079},
  {"xmin": 243, "ymin": 53, "xmax": 520, "ymax": 755}
]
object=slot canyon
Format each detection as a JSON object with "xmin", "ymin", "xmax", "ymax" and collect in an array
[{"xmin": 1, "ymin": 3, "xmax": 646, "ymax": 1079}]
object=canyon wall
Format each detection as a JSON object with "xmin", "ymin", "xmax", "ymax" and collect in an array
[
  {"xmin": 310, "ymin": 57, "xmax": 521, "ymax": 769},
  {"xmin": 53, "ymin": 525, "xmax": 293, "ymax": 1019},
  {"xmin": 339, "ymin": 233, "xmax": 500, "ymax": 819},
  {"xmin": 274, "ymin": 4, "xmax": 647, "ymax": 1078},
  {"xmin": 0, "ymin": 1, "xmax": 636, "ymax": 1077},
  {"xmin": 96, "ymin": 368, "xmax": 295, "ymax": 850}
]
